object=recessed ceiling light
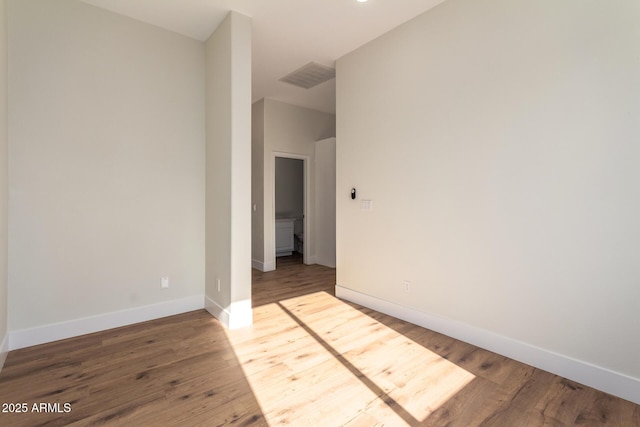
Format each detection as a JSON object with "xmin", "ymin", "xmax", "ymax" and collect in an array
[{"xmin": 357, "ymin": 0, "xmax": 368, "ymax": 3}]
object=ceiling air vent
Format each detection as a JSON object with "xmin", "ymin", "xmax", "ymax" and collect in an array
[{"xmin": 279, "ymin": 62, "xmax": 336, "ymax": 89}]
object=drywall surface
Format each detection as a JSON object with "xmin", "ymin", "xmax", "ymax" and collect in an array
[
  {"xmin": 205, "ymin": 11, "xmax": 252, "ymax": 328},
  {"xmin": 8, "ymin": 0, "xmax": 205, "ymax": 330},
  {"xmin": 315, "ymin": 138, "xmax": 336, "ymax": 268},
  {"xmin": 337, "ymin": 0, "xmax": 640, "ymax": 381}
]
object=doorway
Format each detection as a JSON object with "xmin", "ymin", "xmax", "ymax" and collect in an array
[{"xmin": 273, "ymin": 153, "xmax": 309, "ymax": 267}]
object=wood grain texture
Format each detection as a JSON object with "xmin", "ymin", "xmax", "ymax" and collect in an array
[{"xmin": 0, "ymin": 255, "xmax": 638, "ymax": 426}]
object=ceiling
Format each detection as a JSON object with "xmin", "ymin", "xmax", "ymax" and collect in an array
[{"xmin": 81, "ymin": 0, "xmax": 448, "ymax": 114}]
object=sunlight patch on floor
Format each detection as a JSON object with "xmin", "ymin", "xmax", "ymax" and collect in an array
[{"xmin": 224, "ymin": 291, "xmax": 475, "ymax": 425}]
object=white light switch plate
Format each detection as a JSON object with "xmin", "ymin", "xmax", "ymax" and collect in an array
[{"xmin": 360, "ymin": 199, "xmax": 373, "ymax": 211}]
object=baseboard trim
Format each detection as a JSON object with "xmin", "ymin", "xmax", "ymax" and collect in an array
[
  {"xmin": 205, "ymin": 296, "xmax": 253, "ymax": 330},
  {"xmin": 335, "ymin": 285, "xmax": 640, "ymax": 405},
  {"xmin": 0, "ymin": 333, "xmax": 8, "ymax": 373},
  {"xmin": 252, "ymin": 259, "xmax": 275, "ymax": 272},
  {"xmin": 9, "ymin": 295, "xmax": 205, "ymax": 351},
  {"xmin": 228, "ymin": 300, "xmax": 253, "ymax": 330},
  {"xmin": 252, "ymin": 259, "xmax": 265, "ymax": 271},
  {"xmin": 254, "ymin": 259, "xmax": 276, "ymax": 272},
  {"xmin": 263, "ymin": 260, "xmax": 275, "ymax": 272},
  {"xmin": 316, "ymin": 260, "xmax": 336, "ymax": 268},
  {"xmin": 205, "ymin": 296, "xmax": 230, "ymax": 327}
]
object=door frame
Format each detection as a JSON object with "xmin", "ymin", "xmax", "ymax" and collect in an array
[{"xmin": 272, "ymin": 151, "xmax": 310, "ymax": 268}]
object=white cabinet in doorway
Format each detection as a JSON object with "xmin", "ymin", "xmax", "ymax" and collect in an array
[{"xmin": 275, "ymin": 218, "xmax": 295, "ymax": 257}]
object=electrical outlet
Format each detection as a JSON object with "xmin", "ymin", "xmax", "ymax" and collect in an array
[
  {"xmin": 403, "ymin": 280, "xmax": 410, "ymax": 292},
  {"xmin": 161, "ymin": 277, "xmax": 169, "ymax": 289}
]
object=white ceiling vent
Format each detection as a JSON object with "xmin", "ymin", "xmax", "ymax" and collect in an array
[{"xmin": 279, "ymin": 62, "xmax": 336, "ymax": 89}]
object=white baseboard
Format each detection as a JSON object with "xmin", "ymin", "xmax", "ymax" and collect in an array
[
  {"xmin": 305, "ymin": 255, "xmax": 318, "ymax": 265},
  {"xmin": 205, "ymin": 296, "xmax": 252, "ymax": 330},
  {"xmin": 9, "ymin": 295, "xmax": 205, "ymax": 351},
  {"xmin": 252, "ymin": 259, "xmax": 275, "ymax": 272},
  {"xmin": 228, "ymin": 300, "xmax": 253, "ymax": 329},
  {"xmin": 336, "ymin": 285, "xmax": 640, "ymax": 406},
  {"xmin": 0, "ymin": 333, "xmax": 8, "ymax": 372},
  {"xmin": 205, "ymin": 296, "xmax": 230, "ymax": 327},
  {"xmin": 316, "ymin": 259, "xmax": 336, "ymax": 268},
  {"xmin": 254, "ymin": 259, "xmax": 275, "ymax": 272}
]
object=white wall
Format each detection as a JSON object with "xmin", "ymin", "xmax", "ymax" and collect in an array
[
  {"xmin": 315, "ymin": 138, "xmax": 336, "ymax": 268},
  {"xmin": 257, "ymin": 99, "xmax": 335, "ymax": 270},
  {"xmin": 0, "ymin": 0, "xmax": 8, "ymax": 368},
  {"xmin": 204, "ymin": 11, "xmax": 252, "ymax": 329},
  {"xmin": 337, "ymin": 0, "xmax": 640, "ymax": 403},
  {"xmin": 8, "ymin": 0, "xmax": 205, "ymax": 334}
]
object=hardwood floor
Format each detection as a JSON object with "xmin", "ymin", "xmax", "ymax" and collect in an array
[{"xmin": 0, "ymin": 256, "xmax": 638, "ymax": 426}]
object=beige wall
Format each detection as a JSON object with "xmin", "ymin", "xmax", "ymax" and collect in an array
[
  {"xmin": 315, "ymin": 138, "xmax": 336, "ymax": 268},
  {"xmin": 255, "ymin": 99, "xmax": 335, "ymax": 270},
  {"xmin": 337, "ymin": 0, "xmax": 640, "ymax": 386},
  {"xmin": 8, "ymin": 0, "xmax": 205, "ymax": 330},
  {"xmin": 204, "ymin": 11, "xmax": 252, "ymax": 329},
  {"xmin": 0, "ymin": 0, "xmax": 8, "ymax": 364}
]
